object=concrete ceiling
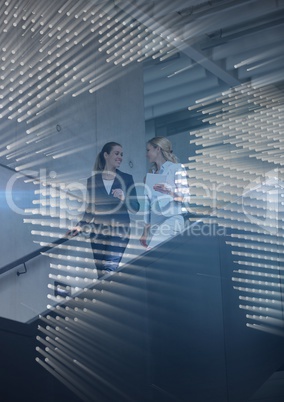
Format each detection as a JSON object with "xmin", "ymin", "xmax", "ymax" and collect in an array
[{"xmin": 138, "ymin": 0, "xmax": 284, "ymax": 134}]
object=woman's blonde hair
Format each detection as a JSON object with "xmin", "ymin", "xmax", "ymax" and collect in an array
[
  {"xmin": 94, "ymin": 141, "xmax": 122, "ymax": 171},
  {"xmin": 148, "ymin": 136, "xmax": 178, "ymax": 171}
]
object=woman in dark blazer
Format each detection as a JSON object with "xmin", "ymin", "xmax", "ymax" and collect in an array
[{"xmin": 69, "ymin": 142, "xmax": 139, "ymax": 274}]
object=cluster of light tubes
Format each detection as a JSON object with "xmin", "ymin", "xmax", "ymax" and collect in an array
[
  {"xmin": 0, "ymin": 0, "xmax": 176, "ymax": 126},
  {"xmin": 0, "ymin": 0, "xmax": 181, "ymax": 176},
  {"xmin": 187, "ymin": 82, "xmax": 284, "ymax": 335}
]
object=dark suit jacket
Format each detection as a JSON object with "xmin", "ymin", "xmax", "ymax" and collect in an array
[{"xmin": 80, "ymin": 169, "xmax": 139, "ymax": 229}]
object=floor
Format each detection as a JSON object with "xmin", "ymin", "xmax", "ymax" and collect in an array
[{"xmin": 249, "ymin": 368, "xmax": 284, "ymax": 402}]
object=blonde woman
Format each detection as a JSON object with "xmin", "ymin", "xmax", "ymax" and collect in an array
[{"xmin": 140, "ymin": 136, "xmax": 190, "ymax": 249}]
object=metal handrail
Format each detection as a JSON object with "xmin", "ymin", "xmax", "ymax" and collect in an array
[
  {"xmin": 0, "ymin": 236, "xmax": 70, "ymax": 276},
  {"xmin": 0, "ymin": 162, "xmax": 82, "ymax": 277}
]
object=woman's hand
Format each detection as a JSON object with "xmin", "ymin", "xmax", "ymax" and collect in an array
[
  {"xmin": 140, "ymin": 224, "xmax": 150, "ymax": 248},
  {"xmin": 140, "ymin": 235, "xmax": 148, "ymax": 248},
  {"xmin": 153, "ymin": 183, "xmax": 173, "ymax": 196},
  {"xmin": 66, "ymin": 226, "xmax": 82, "ymax": 237},
  {"xmin": 112, "ymin": 188, "xmax": 125, "ymax": 201}
]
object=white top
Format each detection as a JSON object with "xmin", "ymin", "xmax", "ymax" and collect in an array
[
  {"xmin": 144, "ymin": 161, "xmax": 190, "ymax": 225},
  {"xmin": 103, "ymin": 178, "xmax": 114, "ymax": 194}
]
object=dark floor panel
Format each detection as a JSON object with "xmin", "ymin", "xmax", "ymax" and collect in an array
[{"xmin": 249, "ymin": 371, "xmax": 284, "ymax": 401}]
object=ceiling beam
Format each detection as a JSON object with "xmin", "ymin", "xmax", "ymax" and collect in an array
[{"xmin": 117, "ymin": 0, "xmax": 241, "ymax": 87}]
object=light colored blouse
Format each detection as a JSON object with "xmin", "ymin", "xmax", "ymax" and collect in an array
[
  {"xmin": 103, "ymin": 178, "xmax": 114, "ymax": 194},
  {"xmin": 144, "ymin": 161, "xmax": 190, "ymax": 225}
]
